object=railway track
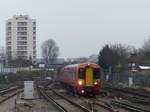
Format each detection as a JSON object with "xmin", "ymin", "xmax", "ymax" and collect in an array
[
  {"xmin": 121, "ymin": 95, "xmax": 150, "ymax": 106},
  {"xmin": 52, "ymin": 90, "xmax": 90, "ymax": 112},
  {"xmin": 50, "ymin": 86, "xmax": 120, "ymax": 112},
  {"xmin": 80, "ymin": 96, "xmax": 150, "ymax": 112},
  {"xmin": 38, "ymin": 86, "xmax": 91, "ymax": 112},
  {"xmin": 0, "ymin": 87, "xmax": 9, "ymax": 92},
  {"xmin": 38, "ymin": 81, "xmax": 150, "ymax": 112},
  {"xmin": 112, "ymin": 101, "xmax": 150, "ymax": 112},
  {"xmin": 0, "ymin": 87, "xmax": 23, "ymax": 104},
  {"xmin": 0, "ymin": 86, "xmax": 21, "ymax": 95},
  {"xmin": 90, "ymin": 96, "xmax": 150, "ymax": 112},
  {"xmin": 38, "ymin": 88, "xmax": 68, "ymax": 112},
  {"xmin": 0, "ymin": 90, "xmax": 23, "ymax": 104},
  {"xmin": 47, "ymin": 82, "xmax": 139, "ymax": 112},
  {"xmin": 104, "ymin": 86, "xmax": 150, "ymax": 98},
  {"xmin": 102, "ymin": 86, "xmax": 150, "ymax": 106},
  {"xmin": 79, "ymin": 97, "xmax": 117, "ymax": 112},
  {"xmin": 45, "ymin": 83, "xmax": 101, "ymax": 112}
]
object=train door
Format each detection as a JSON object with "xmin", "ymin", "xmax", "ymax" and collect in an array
[{"xmin": 85, "ymin": 68, "xmax": 93, "ymax": 86}]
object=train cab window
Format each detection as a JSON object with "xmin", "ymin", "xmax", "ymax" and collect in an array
[
  {"xmin": 93, "ymin": 68, "xmax": 100, "ymax": 79},
  {"xmin": 78, "ymin": 68, "xmax": 85, "ymax": 79}
]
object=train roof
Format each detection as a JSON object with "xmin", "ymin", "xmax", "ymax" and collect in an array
[{"xmin": 64, "ymin": 62, "xmax": 100, "ymax": 68}]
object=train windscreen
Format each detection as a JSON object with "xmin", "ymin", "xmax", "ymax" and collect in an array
[
  {"xmin": 79, "ymin": 68, "xmax": 100, "ymax": 79},
  {"xmin": 93, "ymin": 68, "xmax": 100, "ymax": 79},
  {"xmin": 78, "ymin": 68, "xmax": 85, "ymax": 79}
]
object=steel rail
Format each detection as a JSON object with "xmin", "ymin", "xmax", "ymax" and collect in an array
[
  {"xmin": 105, "ymin": 87, "xmax": 150, "ymax": 98},
  {"xmin": 0, "ymin": 89, "xmax": 23, "ymax": 104},
  {"xmin": 52, "ymin": 90, "xmax": 90, "ymax": 112},
  {"xmin": 94, "ymin": 100, "xmax": 116, "ymax": 112},
  {"xmin": 122, "ymin": 95, "xmax": 150, "ymax": 106},
  {"xmin": 0, "ymin": 87, "xmax": 21, "ymax": 95},
  {"xmin": 0, "ymin": 87, "xmax": 9, "ymax": 92},
  {"xmin": 79, "ymin": 97, "xmax": 116, "ymax": 112},
  {"xmin": 112, "ymin": 101, "xmax": 150, "ymax": 112},
  {"xmin": 102, "ymin": 86, "xmax": 150, "ymax": 106},
  {"xmin": 38, "ymin": 88, "xmax": 68, "ymax": 112}
]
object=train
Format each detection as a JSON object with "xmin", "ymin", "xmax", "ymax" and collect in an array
[{"xmin": 59, "ymin": 63, "xmax": 103, "ymax": 95}]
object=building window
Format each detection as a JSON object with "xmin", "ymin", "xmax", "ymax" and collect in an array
[
  {"xmin": 18, "ymin": 56, "xmax": 28, "ymax": 60},
  {"xmin": 17, "ymin": 32, "xmax": 27, "ymax": 35},
  {"xmin": 17, "ymin": 51, "xmax": 27, "ymax": 55},
  {"xmin": 33, "ymin": 51, "xmax": 36, "ymax": 55},
  {"xmin": 33, "ymin": 41, "xmax": 36, "ymax": 44},
  {"xmin": 17, "ymin": 37, "xmax": 20, "ymax": 40},
  {"xmin": 7, "ymin": 41, "xmax": 11, "ymax": 45},
  {"xmin": 17, "ymin": 22, "xmax": 27, "ymax": 26},
  {"xmin": 17, "ymin": 41, "xmax": 27, "ymax": 45},
  {"xmin": 33, "ymin": 27, "xmax": 36, "ymax": 30},
  {"xmin": 17, "ymin": 37, "xmax": 27, "ymax": 40},
  {"xmin": 7, "ymin": 37, "xmax": 11, "ymax": 40},
  {"xmin": 33, "ymin": 22, "xmax": 36, "ymax": 25},
  {"xmin": 17, "ymin": 27, "xmax": 27, "ymax": 31},
  {"xmin": 7, "ymin": 27, "xmax": 11, "ymax": 30},
  {"xmin": 7, "ymin": 32, "xmax": 11, "ymax": 35},
  {"xmin": 33, "ymin": 46, "xmax": 36, "ymax": 50},
  {"xmin": 7, "ymin": 46, "xmax": 11, "ymax": 50},
  {"xmin": 33, "ymin": 36, "xmax": 36, "ymax": 40},
  {"xmin": 7, "ymin": 51, "xmax": 11, "ymax": 55},
  {"xmin": 17, "ymin": 46, "xmax": 27, "ymax": 50},
  {"xmin": 7, "ymin": 22, "xmax": 11, "ymax": 25}
]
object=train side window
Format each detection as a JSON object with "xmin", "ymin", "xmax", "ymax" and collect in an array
[
  {"xmin": 78, "ymin": 68, "xmax": 85, "ymax": 79},
  {"xmin": 71, "ymin": 68, "xmax": 75, "ymax": 80},
  {"xmin": 93, "ymin": 68, "xmax": 100, "ymax": 79},
  {"xmin": 68, "ymin": 70, "xmax": 72, "ymax": 80},
  {"xmin": 67, "ymin": 70, "xmax": 69, "ymax": 77},
  {"xmin": 72, "ymin": 72, "xmax": 75, "ymax": 80},
  {"xmin": 72, "ymin": 73, "xmax": 74, "ymax": 80},
  {"xmin": 65, "ymin": 70, "xmax": 68, "ymax": 78},
  {"xmin": 69, "ymin": 71, "xmax": 72, "ymax": 79},
  {"xmin": 63, "ymin": 70, "xmax": 66, "ymax": 76}
]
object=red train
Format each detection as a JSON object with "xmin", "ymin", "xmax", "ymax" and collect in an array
[{"xmin": 59, "ymin": 63, "xmax": 103, "ymax": 95}]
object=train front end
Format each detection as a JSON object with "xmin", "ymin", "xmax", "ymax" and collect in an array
[{"xmin": 76, "ymin": 63, "xmax": 103, "ymax": 95}]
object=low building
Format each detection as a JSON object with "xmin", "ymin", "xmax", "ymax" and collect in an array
[
  {"xmin": 36, "ymin": 58, "xmax": 65, "ymax": 65},
  {"xmin": 66, "ymin": 54, "xmax": 98, "ymax": 64},
  {"xmin": 88, "ymin": 54, "xmax": 98, "ymax": 63},
  {"xmin": 139, "ymin": 66, "xmax": 150, "ymax": 71}
]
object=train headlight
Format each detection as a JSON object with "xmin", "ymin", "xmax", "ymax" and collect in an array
[
  {"xmin": 81, "ymin": 90, "xmax": 84, "ymax": 94},
  {"xmin": 78, "ymin": 81, "xmax": 83, "ymax": 85},
  {"xmin": 94, "ymin": 81, "xmax": 98, "ymax": 85}
]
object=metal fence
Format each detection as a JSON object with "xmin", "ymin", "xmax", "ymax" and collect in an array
[
  {"xmin": 106, "ymin": 73, "xmax": 150, "ymax": 87},
  {"xmin": 0, "ymin": 67, "xmax": 17, "ymax": 74}
]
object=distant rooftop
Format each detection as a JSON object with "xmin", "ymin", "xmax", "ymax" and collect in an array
[
  {"xmin": 13, "ymin": 15, "xmax": 29, "ymax": 20},
  {"xmin": 36, "ymin": 58, "xmax": 65, "ymax": 64},
  {"xmin": 139, "ymin": 66, "xmax": 150, "ymax": 70}
]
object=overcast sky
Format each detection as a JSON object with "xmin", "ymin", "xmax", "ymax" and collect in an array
[{"xmin": 0, "ymin": 0, "xmax": 150, "ymax": 58}]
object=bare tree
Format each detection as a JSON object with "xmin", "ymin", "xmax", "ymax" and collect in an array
[
  {"xmin": 11, "ymin": 57, "xmax": 32, "ymax": 67},
  {"xmin": 137, "ymin": 37, "xmax": 150, "ymax": 65},
  {"xmin": 41, "ymin": 39, "xmax": 59, "ymax": 66},
  {"xmin": 142, "ymin": 37, "xmax": 150, "ymax": 52}
]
